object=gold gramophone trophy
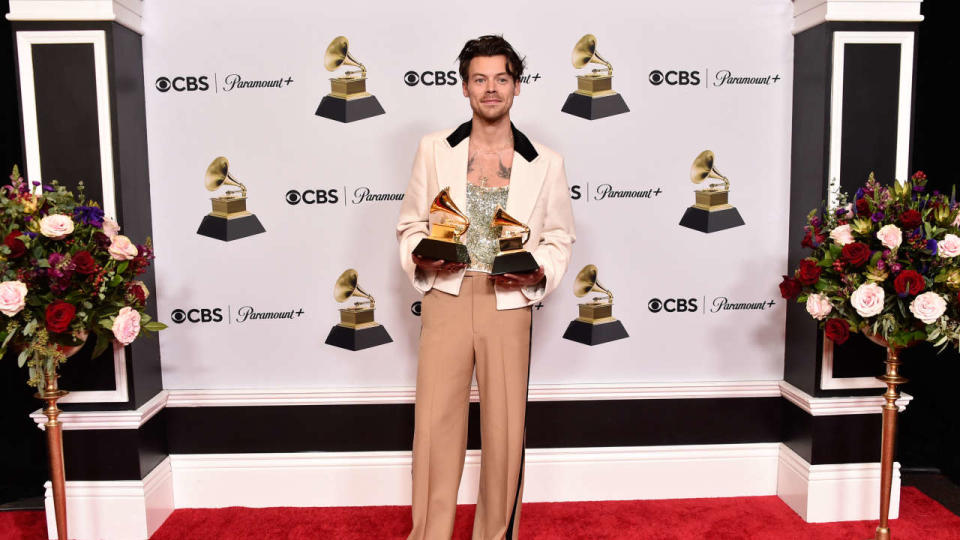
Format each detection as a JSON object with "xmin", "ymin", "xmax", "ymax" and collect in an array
[
  {"xmin": 315, "ymin": 36, "xmax": 385, "ymax": 123},
  {"xmin": 325, "ymin": 269, "xmax": 393, "ymax": 351},
  {"xmin": 561, "ymin": 34, "xmax": 630, "ymax": 120},
  {"xmin": 562, "ymin": 264, "xmax": 629, "ymax": 345},
  {"xmin": 490, "ymin": 206, "xmax": 539, "ymax": 275},
  {"xmin": 678, "ymin": 150, "xmax": 745, "ymax": 233},
  {"xmin": 412, "ymin": 187, "xmax": 471, "ymax": 264},
  {"xmin": 196, "ymin": 156, "xmax": 266, "ymax": 242}
]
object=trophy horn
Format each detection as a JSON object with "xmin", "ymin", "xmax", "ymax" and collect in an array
[
  {"xmin": 204, "ymin": 156, "xmax": 247, "ymax": 198},
  {"xmin": 324, "ymin": 36, "xmax": 367, "ymax": 78},
  {"xmin": 491, "ymin": 206, "xmax": 530, "ymax": 244},
  {"xmin": 571, "ymin": 34, "xmax": 613, "ymax": 76},
  {"xmin": 574, "ymin": 264, "xmax": 613, "ymax": 303},
  {"xmin": 334, "ymin": 268, "xmax": 375, "ymax": 309},
  {"xmin": 430, "ymin": 187, "xmax": 470, "ymax": 236},
  {"xmin": 690, "ymin": 150, "xmax": 729, "ymax": 191}
]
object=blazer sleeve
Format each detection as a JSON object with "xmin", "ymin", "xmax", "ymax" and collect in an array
[
  {"xmin": 397, "ymin": 137, "xmax": 438, "ymax": 294},
  {"xmin": 521, "ymin": 155, "xmax": 576, "ymax": 303}
]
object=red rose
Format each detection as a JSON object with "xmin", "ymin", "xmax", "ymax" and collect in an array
[
  {"xmin": 797, "ymin": 259, "xmax": 822, "ymax": 286},
  {"xmin": 824, "ymin": 318, "xmax": 850, "ymax": 344},
  {"xmin": 893, "ymin": 270, "xmax": 925, "ymax": 296},
  {"xmin": 72, "ymin": 250, "xmax": 97, "ymax": 275},
  {"xmin": 855, "ymin": 198, "xmax": 871, "ymax": 216},
  {"xmin": 4, "ymin": 231, "xmax": 26, "ymax": 258},
  {"xmin": 840, "ymin": 242, "xmax": 871, "ymax": 267},
  {"xmin": 900, "ymin": 209, "xmax": 922, "ymax": 230},
  {"xmin": 45, "ymin": 301, "xmax": 76, "ymax": 334},
  {"xmin": 779, "ymin": 276, "xmax": 802, "ymax": 299}
]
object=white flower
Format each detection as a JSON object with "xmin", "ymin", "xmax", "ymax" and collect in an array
[
  {"xmin": 850, "ymin": 283, "xmax": 885, "ymax": 318},
  {"xmin": 39, "ymin": 214, "xmax": 74, "ymax": 239},
  {"xmin": 805, "ymin": 293, "xmax": 833, "ymax": 320},
  {"xmin": 876, "ymin": 224, "xmax": 902, "ymax": 250},
  {"xmin": 0, "ymin": 281, "xmax": 28, "ymax": 317},
  {"xmin": 938, "ymin": 234, "xmax": 960, "ymax": 258},
  {"xmin": 909, "ymin": 292, "xmax": 947, "ymax": 325},
  {"xmin": 829, "ymin": 224, "xmax": 854, "ymax": 246}
]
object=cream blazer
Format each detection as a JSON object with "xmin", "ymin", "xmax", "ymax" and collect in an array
[{"xmin": 397, "ymin": 121, "xmax": 576, "ymax": 310}]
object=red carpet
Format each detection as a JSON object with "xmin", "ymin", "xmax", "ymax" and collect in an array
[{"xmin": 2, "ymin": 487, "xmax": 959, "ymax": 539}]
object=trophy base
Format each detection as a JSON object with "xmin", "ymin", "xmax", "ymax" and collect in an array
[
  {"xmin": 562, "ymin": 319, "xmax": 629, "ymax": 346},
  {"xmin": 561, "ymin": 92, "xmax": 630, "ymax": 120},
  {"xmin": 491, "ymin": 251, "xmax": 539, "ymax": 276},
  {"xmin": 196, "ymin": 213, "xmax": 265, "ymax": 242},
  {"xmin": 315, "ymin": 94, "xmax": 385, "ymax": 123},
  {"xmin": 325, "ymin": 323, "xmax": 393, "ymax": 351},
  {"xmin": 679, "ymin": 205, "xmax": 745, "ymax": 233},
  {"xmin": 413, "ymin": 238, "xmax": 471, "ymax": 264}
]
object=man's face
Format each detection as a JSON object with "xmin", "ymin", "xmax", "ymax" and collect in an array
[{"xmin": 462, "ymin": 55, "xmax": 520, "ymax": 122}]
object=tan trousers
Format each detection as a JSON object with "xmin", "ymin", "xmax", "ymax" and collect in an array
[{"xmin": 408, "ymin": 272, "xmax": 532, "ymax": 540}]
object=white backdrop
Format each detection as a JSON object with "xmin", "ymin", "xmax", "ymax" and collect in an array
[{"xmin": 142, "ymin": 0, "xmax": 794, "ymax": 390}]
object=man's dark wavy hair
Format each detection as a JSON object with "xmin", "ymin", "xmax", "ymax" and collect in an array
[{"xmin": 457, "ymin": 35, "xmax": 525, "ymax": 83}]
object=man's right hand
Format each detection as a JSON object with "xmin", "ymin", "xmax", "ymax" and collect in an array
[{"xmin": 413, "ymin": 254, "xmax": 467, "ymax": 273}]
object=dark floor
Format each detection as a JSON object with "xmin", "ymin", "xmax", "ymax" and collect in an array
[{"xmin": 902, "ymin": 471, "xmax": 960, "ymax": 517}]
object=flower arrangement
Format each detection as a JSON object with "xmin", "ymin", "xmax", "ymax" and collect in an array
[
  {"xmin": 780, "ymin": 171, "xmax": 960, "ymax": 350},
  {"xmin": 0, "ymin": 166, "xmax": 166, "ymax": 388}
]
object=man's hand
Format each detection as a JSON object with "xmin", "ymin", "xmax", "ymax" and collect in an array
[
  {"xmin": 491, "ymin": 266, "xmax": 545, "ymax": 291},
  {"xmin": 412, "ymin": 253, "xmax": 467, "ymax": 273}
]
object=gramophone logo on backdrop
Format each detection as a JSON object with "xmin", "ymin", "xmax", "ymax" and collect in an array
[
  {"xmin": 325, "ymin": 269, "xmax": 392, "ymax": 351},
  {"xmin": 678, "ymin": 150, "xmax": 744, "ymax": 234},
  {"xmin": 561, "ymin": 34, "xmax": 629, "ymax": 120},
  {"xmin": 315, "ymin": 36, "xmax": 385, "ymax": 123},
  {"xmin": 196, "ymin": 157, "xmax": 266, "ymax": 242},
  {"xmin": 562, "ymin": 264, "xmax": 628, "ymax": 346}
]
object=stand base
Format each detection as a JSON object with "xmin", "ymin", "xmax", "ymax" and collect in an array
[
  {"xmin": 325, "ymin": 324, "xmax": 393, "ymax": 351},
  {"xmin": 562, "ymin": 319, "xmax": 629, "ymax": 346},
  {"xmin": 678, "ymin": 206, "xmax": 744, "ymax": 233},
  {"xmin": 315, "ymin": 95, "xmax": 385, "ymax": 123},
  {"xmin": 413, "ymin": 238, "xmax": 470, "ymax": 264},
  {"xmin": 196, "ymin": 214, "xmax": 266, "ymax": 242},
  {"xmin": 491, "ymin": 251, "xmax": 539, "ymax": 275},
  {"xmin": 561, "ymin": 92, "xmax": 630, "ymax": 120}
]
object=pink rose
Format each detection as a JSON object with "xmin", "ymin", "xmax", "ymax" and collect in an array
[
  {"xmin": 111, "ymin": 306, "xmax": 141, "ymax": 345},
  {"xmin": 850, "ymin": 283, "xmax": 885, "ymax": 318},
  {"xmin": 102, "ymin": 217, "xmax": 121, "ymax": 239},
  {"xmin": 876, "ymin": 224, "xmax": 902, "ymax": 250},
  {"xmin": 829, "ymin": 224, "xmax": 854, "ymax": 246},
  {"xmin": 39, "ymin": 214, "xmax": 74, "ymax": 239},
  {"xmin": 0, "ymin": 280, "xmax": 28, "ymax": 317},
  {"xmin": 805, "ymin": 293, "xmax": 833, "ymax": 320},
  {"xmin": 938, "ymin": 234, "xmax": 960, "ymax": 258},
  {"xmin": 909, "ymin": 292, "xmax": 947, "ymax": 324},
  {"xmin": 108, "ymin": 235, "xmax": 138, "ymax": 261}
]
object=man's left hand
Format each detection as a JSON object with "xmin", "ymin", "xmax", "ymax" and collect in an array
[{"xmin": 491, "ymin": 266, "xmax": 545, "ymax": 291}]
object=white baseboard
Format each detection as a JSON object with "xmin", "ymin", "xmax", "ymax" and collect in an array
[
  {"xmin": 170, "ymin": 444, "xmax": 782, "ymax": 509},
  {"xmin": 777, "ymin": 444, "xmax": 900, "ymax": 523},
  {"xmin": 43, "ymin": 457, "xmax": 173, "ymax": 540}
]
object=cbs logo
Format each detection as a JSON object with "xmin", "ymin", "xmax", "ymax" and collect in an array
[
  {"xmin": 285, "ymin": 189, "xmax": 340, "ymax": 205},
  {"xmin": 171, "ymin": 308, "xmax": 223, "ymax": 324},
  {"xmin": 647, "ymin": 298, "xmax": 699, "ymax": 313},
  {"xmin": 404, "ymin": 70, "xmax": 459, "ymax": 86},
  {"xmin": 411, "ymin": 301, "xmax": 422, "ymax": 316},
  {"xmin": 155, "ymin": 76, "xmax": 210, "ymax": 93},
  {"xmin": 648, "ymin": 70, "xmax": 701, "ymax": 86}
]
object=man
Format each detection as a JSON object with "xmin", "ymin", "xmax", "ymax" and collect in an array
[{"xmin": 397, "ymin": 35, "xmax": 575, "ymax": 540}]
